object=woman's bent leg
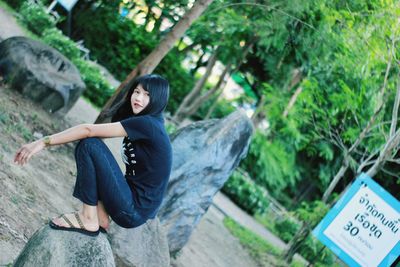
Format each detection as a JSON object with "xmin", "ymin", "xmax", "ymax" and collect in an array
[{"xmin": 73, "ymin": 137, "xmax": 137, "ymax": 227}]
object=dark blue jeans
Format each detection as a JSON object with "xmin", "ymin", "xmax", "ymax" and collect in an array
[{"xmin": 72, "ymin": 137, "xmax": 143, "ymax": 228}]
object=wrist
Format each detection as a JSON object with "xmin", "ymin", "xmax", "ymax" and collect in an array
[{"xmin": 43, "ymin": 136, "xmax": 51, "ymax": 147}]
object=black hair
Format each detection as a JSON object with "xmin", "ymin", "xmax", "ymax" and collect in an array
[{"xmin": 111, "ymin": 74, "xmax": 169, "ymax": 122}]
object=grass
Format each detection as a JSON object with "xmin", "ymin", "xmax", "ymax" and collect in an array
[
  {"xmin": 223, "ymin": 217, "xmax": 306, "ymax": 267},
  {"xmin": 0, "ymin": 112, "xmax": 10, "ymax": 124},
  {"xmin": 16, "ymin": 123, "xmax": 33, "ymax": 141},
  {"xmin": 224, "ymin": 217, "xmax": 280, "ymax": 256},
  {"xmin": 255, "ymin": 211, "xmax": 279, "ymax": 234},
  {"xmin": 0, "ymin": 110, "xmax": 33, "ymax": 141}
]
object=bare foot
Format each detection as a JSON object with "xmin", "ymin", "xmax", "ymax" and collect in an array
[
  {"xmin": 51, "ymin": 211, "xmax": 99, "ymax": 232},
  {"xmin": 97, "ymin": 201, "xmax": 110, "ymax": 231}
]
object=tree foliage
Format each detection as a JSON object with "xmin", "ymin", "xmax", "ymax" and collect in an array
[
  {"xmin": 244, "ymin": 0, "xmax": 400, "ymax": 204},
  {"xmin": 71, "ymin": 3, "xmax": 195, "ymax": 114}
]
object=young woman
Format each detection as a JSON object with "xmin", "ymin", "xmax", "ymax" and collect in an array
[{"xmin": 13, "ymin": 74, "xmax": 172, "ymax": 236}]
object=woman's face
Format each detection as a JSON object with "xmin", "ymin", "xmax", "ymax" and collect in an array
[{"xmin": 131, "ymin": 84, "xmax": 150, "ymax": 114}]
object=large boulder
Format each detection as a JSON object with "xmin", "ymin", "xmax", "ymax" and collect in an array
[
  {"xmin": 0, "ymin": 36, "xmax": 85, "ymax": 114},
  {"xmin": 159, "ymin": 110, "xmax": 253, "ymax": 253},
  {"xmin": 13, "ymin": 225, "xmax": 114, "ymax": 267},
  {"xmin": 109, "ymin": 218, "xmax": 170, "ymax": 267}
]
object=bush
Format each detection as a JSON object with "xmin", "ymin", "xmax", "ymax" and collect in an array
[
  {"xmin": 222, "ymin": 170, "xmax": 269, "ymax": 215},
  {"xmin": 73, "ymin": 59, "xmax": 114, "ymax": 107},
  {"xmin": 294, "ymin": 201, "xmax": 336, "ymax": 266},
  {"xmin": 19, "ymin": 1, "xmax": 57, "ymax": 35},
  {"xmin": 240, "ymin": 131, "xmax": 299, "ymax": 203},
  {"xmin": 3, "ymin": 0, "xmax": 27, "ymax": 9},
  {"xmin": 42, "ymin": 28, "xmax": 81, "ymax": 60},
  {"xmin": 257, "ymin": 201, "xmax": 337, "ymax": 266},
  {"xmin": 274, "ymin": 217, "xmax": 300, "ymax": 243},
  {"xmin": 298, "ymin": 236, "xmax": 337, "ymax": 266}
]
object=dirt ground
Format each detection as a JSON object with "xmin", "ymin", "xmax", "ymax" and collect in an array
[{"xmin": 0, "ymin": 84, "xmax": 82, "ymax": 264}]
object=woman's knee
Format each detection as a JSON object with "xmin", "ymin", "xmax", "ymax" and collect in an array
[
  {"xmin": 79, "ymin": 137, "xmax": 103, "ymax": 145},
  {"xmin": 75, "ymin": 137, "xmax": 104, "ymax": 154}
]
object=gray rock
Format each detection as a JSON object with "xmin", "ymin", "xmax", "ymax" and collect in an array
[
  {"xmin": 13, "ymin": 225, "xmax": 114, "ymax": 267},
  {"xmin": 109, "ymin": 218, "xmax": 170, "ymax": 267},
  {"xmin": 0, "ymin": 36, "xmax": 85, "ymax": 115},
  {"xmin": 159, "ymin": 110, "xmax": 253, "ymax": 253}
]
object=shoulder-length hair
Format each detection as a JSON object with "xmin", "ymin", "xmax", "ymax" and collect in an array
[{"xmin": 111, "ymin": 74, "xmax": 169, "ymax": 122}]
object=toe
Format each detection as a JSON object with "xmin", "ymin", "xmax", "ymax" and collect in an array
[{"xmin": 52, "ymin": 216, "xmax": 67, "ymax": 227}]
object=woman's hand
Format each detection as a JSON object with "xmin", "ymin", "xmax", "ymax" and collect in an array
[{"xmin": 14, "ymin": 140, "xmax": 46, "ymax": 166}]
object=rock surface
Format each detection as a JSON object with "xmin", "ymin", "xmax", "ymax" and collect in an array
[
  {"xmin": 159, "ymin": 111, "xmax": 253, "ymax": 253},
  {"xmin": 109, "ymin": 217, "xmax": 170, "ymax": 267},
  {"xmin": 0, "ymin": 36, "xmax": 85, "ymax": 114},
  {"xmin": 13, "ymin": 225, "xmax": 114, "ymax": 267}
]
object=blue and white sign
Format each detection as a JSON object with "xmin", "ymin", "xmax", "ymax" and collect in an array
[
  {"xmin": 313, "ymin": 173, "xmax": 399, "ymax": 267},
  {"xmin": 57, "ymin": 0, "xmax": 79, "ymax": 11}
]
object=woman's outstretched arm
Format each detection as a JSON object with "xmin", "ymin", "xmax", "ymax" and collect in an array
[{"xmin": 14, "ymin": 122, "xmax": 127, "ymax": 166}]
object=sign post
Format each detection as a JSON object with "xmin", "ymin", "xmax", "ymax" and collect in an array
[
  {"xmin": 47, "ymin": 0, "xmax": 79, "ymax": 36},
  {"xmin": 57, "ymin": 0, "xmax": 79, "ymax": 37},
  {"xmin": 56, "ymin": 0, "xmax": 79, "ymax": 11},
  {"xmin": 313, "ymin": 173, "xmax": 399, "ymax": 267}
]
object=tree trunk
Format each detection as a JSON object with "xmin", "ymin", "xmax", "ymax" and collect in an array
[
  {"xmin": 282, "ymin": 68, "xmax": 303, "ymax": 117},
  {"xmin": 172, "ymin": 50, "xmax": 218, "ymax": 123},
  {"xmin": 174, "ymin": 38, "xmax": 256, "ymax": 123},
  {"xmin": 322, "ymin": 162, "xmax": 349, "ymax": 202},
  {"xmin": 287, "ymin": 68, "xmax": 302, "ymax": 91},
  {"xmin": 95, "ymin": 0, "xmax": 215, "ymax": 123},
  {"xmin": 282, "ymin": 222, "xmax": 310, "ymax": 263},
  {"xmin": 366, "ymin": 130, "xmax": 400, "ymax": 177},
  {"xmin": 182, "ymin": 61, "xmax": 232, "ymax": 119},
  {"xmin": 190, "ymin": 49, "xmax": 206, "ymax": 76},
  {"xmin": 282, "ymin": 86, "xmax": 303, "ymax": 118},
  {"xmin": 204, "ymin": 41, "xmax": 255, "ymax": 119},
  {"xmin": 251, "ymin": 94, "xmax": 266, "ymax": 126},
  {"xmin": 292, "ymin": 181, "xmax": 316, "ymax": 205},
  {"xmin": 180, "ymin": 42, "xmax": 199, "ymax": 54},
  {"xmin": 322, "ymin": 71, "xmax": 399, "ymax": 201},
  {"xmin": 204, "ymin": 88, "xmax": 224, "ymax": 119}
]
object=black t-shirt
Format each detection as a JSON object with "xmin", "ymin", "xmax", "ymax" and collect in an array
[{"xmin": 120, "ymin": 114, "xmax": 172, "ymax": 221}]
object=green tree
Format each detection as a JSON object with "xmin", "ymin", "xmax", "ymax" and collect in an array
[
  {"xmin": 276, "ymin": 1, "xmax": 400, "ymax": 262},
  {"xmin": 95, "ymin": 0, "xmax": 215, "ymax": 123}
]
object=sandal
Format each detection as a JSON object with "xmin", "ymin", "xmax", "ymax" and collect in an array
[{"xmin": 49, "ymin": 212, "xmax": 100, "ymax": 237}]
